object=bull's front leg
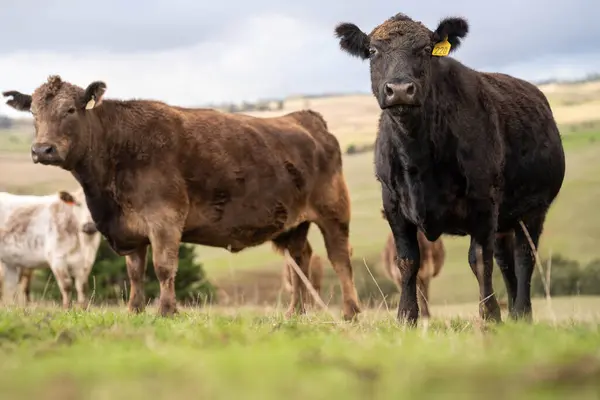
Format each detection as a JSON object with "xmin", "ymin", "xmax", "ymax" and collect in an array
[
  {"xmin": 125, "ymin": 245, "xmax": 148, "ymax": 313},
  {"xmin": 148, "ymin": 228, "xmax": 181, "ymax": 317},
  {"xmin": 468, "ymin": 236, "xmax": 502, "ymax": 322},
  {"xmin": 383, "ymin": 208, "xmax": 420, "ymax": 326}
]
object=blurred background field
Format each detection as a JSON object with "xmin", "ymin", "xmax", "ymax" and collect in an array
[{"xmin": 2, "ymin": 78, "xmax": 600, "ymax": 308}]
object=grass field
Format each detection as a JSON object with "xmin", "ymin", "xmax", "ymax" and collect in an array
[{"xmin": 1, "ymin": 297, "xmax": 600, "ymax": 399}]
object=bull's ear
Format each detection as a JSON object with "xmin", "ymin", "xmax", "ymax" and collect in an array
[
  {"xmin": 432, "ymin": 17, "xmax": 469, "ymax": 53},
  {"xmin": 81, "ymin": 81, "xmax": 107, "ymax": 110},
  {"xmin": 2, "ymin": 91, "xmax": 32, "ymax": 112},
  {"xmin": 58, "ymin": 191, "xmax": 76, "ymax": 205},
  {"xmin": 334, "ymin": 23, "xmax": 370, "ymax": 60}
]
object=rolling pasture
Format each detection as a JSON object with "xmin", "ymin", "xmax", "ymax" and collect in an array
[{"xmin": 1, "ymin": 80, "xmax": 600, "ymax": 398}]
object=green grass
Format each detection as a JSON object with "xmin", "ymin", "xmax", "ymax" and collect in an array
[{"xmin": 1, "ymin": 299, "xmax": 600, "ymax": 400}]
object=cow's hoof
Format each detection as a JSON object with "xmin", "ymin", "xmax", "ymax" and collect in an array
[
  {"xmin": 509, "ymin": 307, "xmax": 533, "ymax": 323},
  {"xmin": 158, "ymin": 300, "xmax": 178, "ymax": 317},
  {"xmin": 342, "ymin": 299, "xmax": 361, "ymax": 322},
  {"xmin": 480, "ymin": 300, "xmax": 502, "ymax": 323},
  {"xmin": 397, "ymin": 308, "xmax": 419, "ymax": 327},
  {"xmin": 128, "ymin": 301, "xmax": 145, "ymax": 314},
  {"xmin": 284, "ymin": 305, "xmax": 306, "ymax": 319}
]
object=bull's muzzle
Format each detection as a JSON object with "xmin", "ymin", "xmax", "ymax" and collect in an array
[{"xmin": 31, "ymin": 143, "xmax": 59, "ymax": 165}]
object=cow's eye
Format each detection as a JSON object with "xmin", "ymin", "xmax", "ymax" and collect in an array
[{"xmin": 369, "ymin": 47, "xmax": 378, "ymax": 57}]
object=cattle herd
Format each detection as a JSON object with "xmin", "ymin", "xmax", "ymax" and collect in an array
[{"xmin": 0, "ymin": 12, "xmax": 566, "ymax": 326}]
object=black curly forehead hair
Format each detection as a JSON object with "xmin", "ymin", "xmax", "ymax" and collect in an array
[
  {"xmin": 369, "ymin": 13, "xmax": 426, "ymax": 40},
  {"xmin": 371, "ymin": 13, "xmax": 468, "ymax": 48},
  {"xmin": 335, "ymin": 12, "xmax": 469, "ymax": 59}
]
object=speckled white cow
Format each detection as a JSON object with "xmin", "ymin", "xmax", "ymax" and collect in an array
[{"xmin": 0, "ymin": 188, "xmax": 101, "ymax": 308}]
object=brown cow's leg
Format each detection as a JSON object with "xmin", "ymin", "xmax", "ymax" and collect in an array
[
  {"xmin": 273, "ymin": 222, "xmax": 313, "ymax": 318},
  {"xmin": 468, "ymin": 237, "xmax": 501, "ymax": 322},
  {"xmin": 316, "ymin": 220, "xmax": 360, "ymax": 321},
  {"xmin": 286, "ymin": 241, "xmax": 313, "ymax": 318},
  {"xmin": 126, "ymin": 245, "xmax": 148, "ymax": 314},
  {"xmin": 148, "ymin": 231, "xmax": 180, "ymax": 317},
  {"xmin": 307, "ymin": 254, "xmax": 324, "ymax": 309},
  {"xmin": 416, "ymin": 276, "xmax": 431, "ymax": 318}
]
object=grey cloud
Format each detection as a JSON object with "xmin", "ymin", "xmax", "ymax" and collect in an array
[{"xmin": 1, "ymin": 0, "xmax": 597, "ymax": 96}]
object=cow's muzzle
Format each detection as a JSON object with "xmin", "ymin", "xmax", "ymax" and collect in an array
[
  {"xmin": 380, "ymin": 79, "xmax": 419, "ymax": 109},
  {"xmin": 31, "ymin": 143, "xmax": 61, "ymax": 165}
]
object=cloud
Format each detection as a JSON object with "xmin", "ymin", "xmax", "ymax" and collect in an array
[
  {"xmin": 1, "ymin": 1, "xmax": 598, "ymax": 118},
  {"xmin": 2, "ymin": 13, "xmax": 366, "ymax": 117}
]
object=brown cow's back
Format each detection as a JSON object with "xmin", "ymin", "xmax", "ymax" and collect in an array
[{"xmin": 88, "ymin": 103, "xmax": 343, "ymax": 254}]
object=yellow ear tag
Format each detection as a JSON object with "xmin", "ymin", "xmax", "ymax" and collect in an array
[
  {"xmin": 85, "ymin": 98, "xmax": 96, "ymax": 110},
  {"xmin": 432, "ymin": 37, "xmax": 451, "ymax": 57}
]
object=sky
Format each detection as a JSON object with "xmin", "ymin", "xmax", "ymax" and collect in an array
[{"xmin": 1, "ymin": 0, "xmax": 597, "ymax": 117}]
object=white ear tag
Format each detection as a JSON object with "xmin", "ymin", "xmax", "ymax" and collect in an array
[{"xmin": 85, "ymin": 98, "xmax": 96, "ymax": 110}]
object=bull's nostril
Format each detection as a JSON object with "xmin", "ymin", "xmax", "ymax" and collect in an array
[
  {"xmin": 43, "ymin": 146, "xmax": 53, "ymax": 154},
  {"xmin": 384, "ymin": 84, "xmax": 394, "ymax": 97},
  {"xmin": 406, "ymin": 84, "xmax": 415, "ymax": 96}
]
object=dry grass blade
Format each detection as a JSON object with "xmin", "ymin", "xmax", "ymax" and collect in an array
[
  {"xmin": 518, "ymin": 220, "xmax": 557, "ymax": 325},
  {"xmin": 284, "ymin": 250, "xmax": 338, "ymax": 321},
  {"xmin": 362, "ymin": 258, "xmax": 391, "ymax": 315}
]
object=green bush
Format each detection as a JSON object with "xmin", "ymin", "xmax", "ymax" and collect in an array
[
  {"xmin": 531, "ymin": 255, "xmax": 582, "ymax": 297},
  {"xmin": 31, "ymin": 239, "xmax": 216, "ymax": 306},
  {"xmin": 578, "ymin": 259, "xmax": 600, "ymax": 295}
]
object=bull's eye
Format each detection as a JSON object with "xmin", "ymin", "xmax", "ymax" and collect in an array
[
  {"xmin": 67, "ymin": 107, "xmax": 76, "ymax": 114},
  {"xmin": 368, "ymin": 47, "xmax": 378, "ymax": 57}
]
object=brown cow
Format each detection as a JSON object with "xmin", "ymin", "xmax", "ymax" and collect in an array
[
  {"xmin": 3, "ymin": 76, "xmax": 361, "ymax": 320},
  {"xmin": 381, "ymin": 231, "xmax": 444, "ymax": 318}
]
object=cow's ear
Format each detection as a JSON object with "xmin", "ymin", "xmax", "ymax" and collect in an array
[
  {"xmin": 335, "ymin": 23, "xmax": 370, "ymax": 60},
  {"xmin": 2, "ymin": 91, "xmax": 32, "ymax": 112},
  {"xmin": 58, "ymin": 191, "xmax": 76, "ymax": 205},
  {"xmin": 432, "ymin": 17, "xmax": 469, "ymax": 53},
  {"xmin": 81, "ymin": 81, "xmax": 107, "ymax": 110}
]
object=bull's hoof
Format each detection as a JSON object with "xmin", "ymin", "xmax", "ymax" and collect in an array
[
  {"xmin": 509, "ymin": 306, "xmax": 533, "ymax": 323},
  {"xmin": 128, "ymin": 301, "xmax": 145, "ymax": 314},
  {"xmin": 158, "ymin": 300, "xmax": 178, "ymax": 317},
  {"xmin": 397, "ymin": 307, "xmax": 419, "ymax": 327},
  {"xmin": 480, "ymin": 299, "xmax": 502, "ymax": 323},
  {"xmin": 284, "ymin": 304, "xmax": 306, "ymax": 319},
  {"xmin": 128, "ymin": 292, "xmax": 146, "ymax": 314},
  {"xmin": 342, "ymin": 299, "xmax": 361, "ymax": 322}
]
